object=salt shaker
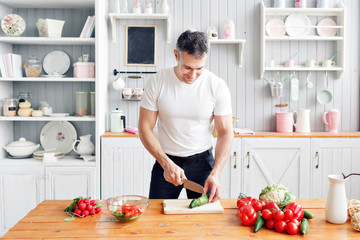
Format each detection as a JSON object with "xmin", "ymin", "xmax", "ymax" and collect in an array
[
  {"xmin": 144, "ymin": 0, "xmax": 153, "ymax": 14},
  {"xmin": 133, "ymin": 0, "xmax": 141, "ymax": 14}
]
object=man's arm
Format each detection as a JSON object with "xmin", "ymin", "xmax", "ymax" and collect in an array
[
  {"xmin": 204, "ymin": 114, "xmax": 234, "ymax": 202},
  {"xmin": 138, "ymin": 107, "xmax": 185, "ymax": 186}
]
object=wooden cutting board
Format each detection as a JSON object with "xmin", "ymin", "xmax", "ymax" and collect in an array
[{"xmin": 163, "ymin": 199, "xmax": 224, "ymax": 214}]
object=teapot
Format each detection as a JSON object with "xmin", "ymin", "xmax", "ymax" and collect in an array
[{"xmin": 72, "ymin": 134, "xmax": 94, "ymax": 155}]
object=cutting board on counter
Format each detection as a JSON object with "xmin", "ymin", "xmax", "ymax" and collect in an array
[{"xmin": 163, "ymin": 199, "xmax": 224, "ymax": 214}]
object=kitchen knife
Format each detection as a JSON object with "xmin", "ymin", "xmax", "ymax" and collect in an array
[{"xmin": 181, "ymin": 178, "xmax": 205, "ymax": 194}]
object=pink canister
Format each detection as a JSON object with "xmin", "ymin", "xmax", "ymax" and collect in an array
[{"xmin": 276, "ymin": 112, "xmax": 294, "ymax": 133}]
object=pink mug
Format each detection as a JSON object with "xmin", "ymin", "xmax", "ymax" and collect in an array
[
  {"xmin": 276, "ymin": 112, "xmax": 294, "ymax": 133},
  {"xmin": 322, "ymin": 109, "xmax": 340, "ymax": 133}
]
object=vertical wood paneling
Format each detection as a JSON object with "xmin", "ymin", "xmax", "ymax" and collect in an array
[{"xmin": 107, "ymin": 0, "xmax": 359, "ymax": 132}]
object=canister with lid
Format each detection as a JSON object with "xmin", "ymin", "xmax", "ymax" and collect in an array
[
  {"xmin": 110, "ymin": 108, "xmax": 126, "ymax": 132},
  {"xmin": 2, "ymin": 98, "xmax": 17, "ymax": 116},
  {"xmin": 18, "ymin": 92, "xmax": 32, "ymax": 103}
]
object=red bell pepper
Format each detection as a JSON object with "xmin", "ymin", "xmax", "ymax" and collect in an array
[
  {"xmin": 238, "ymin": 205, "xmax": 257, "ymax": 226},
  {"xmin": 284, "ymin": 202, "xmax": 304, "ymax": 221}
]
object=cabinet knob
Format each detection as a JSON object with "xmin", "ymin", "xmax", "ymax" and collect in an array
[
  {"xmin": 315, "ymin": 152, "xmax": 319, "ymax": 168},
  {"xmin": 233, "ymin": 152, "xmax": 237, "ymax": 169},
  {"xmin": 247, "ymin": 152, "xmax": 250, "ymax": 169}
]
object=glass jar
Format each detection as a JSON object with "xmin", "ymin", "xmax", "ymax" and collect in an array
[
  {"xmin": 2, "ymin": 98, "xmax": 17, "ymax": 116},
  {"xmin": 24, "ymin": 56, "xmax": 42, "ymax": 77},
  {"xmin": 76, "ymin": 92, "xmax": 88, "ymax": 116},
  {"xmin": 18, "ymin": 92, "xmax": 32, "ymax": 103}
]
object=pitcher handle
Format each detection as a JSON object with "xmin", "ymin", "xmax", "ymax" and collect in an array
[
  {"xmin": 72, "ymin": 140, "xmax": 80, "ymax": 154},
  {"xmin": 323, "ymin": 112, "xmax": 329, "ymax": 126}
]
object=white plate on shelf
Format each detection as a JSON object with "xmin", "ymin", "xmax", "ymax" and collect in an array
[
  {"xmin": 285, "ymin": 14, "xmax": 311, "ymax": 37},
  {"xmin": 46, "ymin": 113, "xmax": 70, "ymax": 117},
  {"xmin": 40, "ymin": 121, "xmax": 77, "ymax": 154},
  {"xmin": 1, "ymin": 14, "xmax": 26, "ymax": 36},
  {"xmin": 8, "ymin": 155, "xmax": 32, "ymax": 159},
  {"xmin": 43, "ymin": 50, "xmax": 70, "ymax": 75},
  {"xmin": 316, "ymin": 18, "xmax": 337, "ymax": 37},
  {"xmin": 33, "ymin": 150, "xmax": 64, "ymax": 157},
  {"xmin": 42, "ymin": 75, "xmax": 66, "ymax": 78},
  {"xmin": 266, "ymin": 18, "xmax": 286, "ymax": 37}
]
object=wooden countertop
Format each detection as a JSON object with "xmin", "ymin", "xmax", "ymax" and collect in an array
[
  {"xmin": 3, "ymin": 198, "xmax": 359, "ymax": 239},
  {"xmin": 102, "ymin": 131, "xmax": 360, "ymax": 138}
]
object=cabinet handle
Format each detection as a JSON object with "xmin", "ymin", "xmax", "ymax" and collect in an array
[
  {"xmin": 315, "ymin": 152, "xmax": 319, "ymax": 168},
  {"xmin": 247, "ymin": 152, "xmax": 250, "ymax": 169},
  {"xmin": 233, "ymin": 152, "xmax": 237, "ymax": 169}
]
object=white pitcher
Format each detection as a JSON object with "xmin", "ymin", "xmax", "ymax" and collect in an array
[
  {"xmin": 325, "ymin": 174, "xmax": 348, "ymax": 224},
  {"xmin": 294, "ymin": 108, "xmax": 311, "ymax": 133},
  {"xmin": 72, "ymin": 134, "xmax": 94, "ymax": 155}
]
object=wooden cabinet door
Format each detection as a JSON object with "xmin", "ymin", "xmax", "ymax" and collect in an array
[
  {"xmin": 101, "ymin": 137, "xmax": 155, "ymax": 199},
  {"xmin": 0, "ymin": 166, "xmax": 44, "ymax": 235},
  {"xmin": 45, "ymin": 167, "xmax": 96, "ymax": 200},
  {"xmin": 242, "ymin": 138, "xmax": 311, "ymax": 199},
  {"xmin": 311, "ymin": 138, "xmax": 360, "ymax": 199}
]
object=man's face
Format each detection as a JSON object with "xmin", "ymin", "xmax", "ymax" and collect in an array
[{"xmin": 174, "ymin": 50, "xmax": 207, "ymax": 84}]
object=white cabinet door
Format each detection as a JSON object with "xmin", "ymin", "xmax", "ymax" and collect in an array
[
  {"xmin": 213, "ymin": 138, "xmax": 242, "ymax": 199},
  {"xmin": 242, "ymin": 138, "xmax": 311, "ymax": 199},
  {"xmin": 101, "ymin": 137, "xmax": 155, "ymax": 199},
  {"xmin": 45, "ymin": 166, "xmax": 96, "ymax": 200},
  {"xmin": 311, "ymin": 138, "xmax": 360, "ymax": 199},
  {"xmin": 0, "ymin": 166, "xmax": 44, "ymax": 236}
]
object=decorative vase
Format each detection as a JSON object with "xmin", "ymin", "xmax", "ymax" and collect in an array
[
  {"xmin": 325, "ymin": 174, "xmax": 348, "ymax": 224},
  {"xmin": 160, "ymin": 0, "xmax": 170, "ymax": 14}
]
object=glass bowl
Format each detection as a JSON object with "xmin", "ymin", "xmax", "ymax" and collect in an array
[{"xmin": 106, "ymin": 195, "xmax": 149, "ymax": 221}]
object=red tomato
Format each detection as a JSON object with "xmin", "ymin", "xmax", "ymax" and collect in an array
[
  {"xmin": 261, "ymin": 209, "xmax": 273, "ymax": 220},
  {"xmin": 275, "ymin": 220, "xmax": 287, "ymax": 233},
  {"xmin": 82, "ymin": 210, "xmax": 89, "ymax": 217},
  {"xmin": 286, "ymin": 222, "xmax": 299, "ymax": 235},
  {"xmin": 259, "ymin": 201, "xmax": 266, "ymax": 208},
  {"xmin": 289, "ymin": 219, "xmax": 300, "ymax": 228},
  {"xmin": 237, "ymin": 200, "xmax": 248, "ymax": 209},
  {"xmin": 273, "ymin": 210, "xmax": 284, "ymax": 221},
  {"xmin": 84, "ymin": 198, "xmax": 91, "ymax": 204},
  {"xmin": 253, "ymin": 201, "xmax": 263, "ymax": 212},
  {"xmin": 125, "ymin": 210, "xmax": 136, "ymax": 217},
  {"xmin": 122, "ymin": 203, "xmax": 132, "ymax": 212},
  {"xmin": 284, "ymin": 209, "xmax": 294, "ymax": 221},
  {"xmin": 90, "ymin": 200, "xmax": 97, "ymax": 206},
  {"xmin": 265, "ymin": 219, "xmax": 276, "ymax": 229}
]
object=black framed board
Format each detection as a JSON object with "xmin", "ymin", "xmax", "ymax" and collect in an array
[{"xmin": 126, "ymin": 25, "xmax": 156, "ymax": 66}]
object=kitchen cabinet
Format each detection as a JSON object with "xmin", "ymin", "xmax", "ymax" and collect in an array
[
  {"xmin": 0, "ymin": 159, "xmax": 96, "ymax": 237},
  {"xmin": 101, "ymin": 136, "xmax": 155, "ymax": 199},
  {"xmin": 241, "ymin": 138, "xmax": 311, "ymax": 198},
  {"xmin": 260, "ymin": 1, "xmax": 345, "ymax": 79},
  {"xmin": 310, "ymin": 138, "xmax": 360, "ymax": 200}
]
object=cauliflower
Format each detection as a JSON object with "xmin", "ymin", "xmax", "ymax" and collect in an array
[{"xmin": 259, "ymin": 184, "xmax": 296, "ymax": 208}]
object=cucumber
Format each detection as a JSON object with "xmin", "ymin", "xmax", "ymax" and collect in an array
[
  {"xmin": 303, "ymin": 209, "xmax": 315, "ymax": 219},
  {"xmin": 254, "ymin": 211, "xmax": 264, "ymax": 233},
  {"xmin": 189, "ymin": 194, "xmax": 209, "ymax": 208},
  {"xmin": 300, "ymin": 218, "xmax": 309, "ymax": 235}
]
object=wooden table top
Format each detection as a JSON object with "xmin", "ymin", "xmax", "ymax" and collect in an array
[
  {"xmin": 102, "ymin": 131, "xmax": 360, "ymax": 138},
  {"xmin": 3, "ymin": 199, "xmax": 359, "ymax": 239}
]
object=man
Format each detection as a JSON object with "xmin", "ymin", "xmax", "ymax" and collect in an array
[{"xmin": 138, "ymin": 30, "xmax": 233, "ymax": 203}]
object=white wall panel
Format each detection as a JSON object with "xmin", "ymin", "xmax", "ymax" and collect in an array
[{"xmin": 107, "ymin": 0, "xmax": 360, "ymax": 132}]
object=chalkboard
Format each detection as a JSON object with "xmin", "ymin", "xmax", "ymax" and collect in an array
[{"xmin": 126, "ymin": 25, "xmax": 156, "ymax": 66}]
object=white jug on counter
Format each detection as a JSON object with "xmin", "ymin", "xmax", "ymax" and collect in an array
[
  {"xmin": 72, "ymin": 134, "xmax": 94, "ymax": 155},
  {"xmin": 294, "ymin": 109, "xmax": 311, "ymax": 133},
  {"xmin": 326, "ymin": 174, "xmax": 348, "ymax": 224}
]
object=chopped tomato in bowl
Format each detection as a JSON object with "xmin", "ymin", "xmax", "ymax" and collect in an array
[{"xmin": 106, "ymin": 195, "xmax": 149, "ymax": 221}]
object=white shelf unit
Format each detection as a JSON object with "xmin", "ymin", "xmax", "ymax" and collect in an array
[
  {"xmin": 109, "ymin": 13, "xmax": 171, "ymax": 43},
  {"xmin": 209, "ymin": 39, "xmax": 246, "ymax": 68},
  {"xmin": 0, "ymin": 116, "xmax": 95, "ymax": 121},
  {"xmin": 260, "ymin": 1, "xmax": 345, "ymax": 79},
  {"xmin": 0, "ymin": 77, "xmax": 95, "ymax": 82},
  {"xmin": 0, "ymin": 37, "xmax": 95, "ymax": 45}
]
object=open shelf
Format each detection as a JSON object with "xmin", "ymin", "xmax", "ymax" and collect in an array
[
  {"xmin": 0, "ymin": 37, "xmax": 95, "ymax": 45},
  {"xmin": 209, "ymin": 39, "xmax": 246, "ymax": 67},
  {"xmin": 0, "ymin": 77, "xmax": 95, "ymax": 82},
  {"xmin": 0, "ymin": 116, "xmax": 96, "ymax": 121},
  {"xmin": 109, "ymin": 13, "xmax": 171, "ymax": 43},
  {"xmin": 0, "ymin": 0, "xmax": 94, "ymax": 8}
]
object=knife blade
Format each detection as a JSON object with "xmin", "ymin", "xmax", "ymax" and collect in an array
[{"xmin": 181, "ymin": 178, "xmax": 205, "ymax": 194}]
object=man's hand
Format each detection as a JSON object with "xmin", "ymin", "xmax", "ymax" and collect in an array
[
  {"xmin": 204, "ymin": 174, "xmax": 221, "ymax": 202},
  {"xmin": 163, "ymin": 161, "xmax": 185, "ymax": 186}
]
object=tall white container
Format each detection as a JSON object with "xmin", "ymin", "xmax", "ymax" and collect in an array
[{"xmin": 325, "ymin": 174, "xmax": 348, "ymax": 224}]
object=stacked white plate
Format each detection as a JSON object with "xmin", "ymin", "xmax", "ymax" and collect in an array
[{"xmin": 33, "ymin": 150, "xmax": 64, "ymax": 160}]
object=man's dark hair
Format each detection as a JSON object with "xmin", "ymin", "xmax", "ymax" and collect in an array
[{"xmin": 176, "ymin": 30, "xmax": 209, "ymax": 58}]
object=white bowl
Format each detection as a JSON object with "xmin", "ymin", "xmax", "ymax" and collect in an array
[{"xmin": 3, "ymin": 138, "xmax": 40, "ymax": 157}]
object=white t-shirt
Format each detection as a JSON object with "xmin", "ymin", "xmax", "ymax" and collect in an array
[{"xmin": 140, "ymin": 67, "xmax": 232, "ymax": 157}]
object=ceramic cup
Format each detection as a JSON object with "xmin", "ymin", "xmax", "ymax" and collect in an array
[
  {"xmin": 122, "ymin": 88, "xmax": 135, "ymax": 99},
  {"xmin": 134, "ymin": 88, "xmax": 144, "ymax": 100},
  {"xmin": 276, "ymin": 112, "xmax": 294, "ymax": 133},
  {"xmin": 285, "ymin": 60, "xmax": 294, "ymax": 67},
  {"xmin": 323, "ymin": 109, "xmax": 340, "ymax": 133},
  {"xmin": 266, "ymin": 59, "xmax": 275, "ymax": 68},
  {"xmin": 322, "ymin": 60, "xmax": 336, "ymax": 68},
  {"xmin": 306, "ymin": 60, "xmax": 318, "ymax": 68}
]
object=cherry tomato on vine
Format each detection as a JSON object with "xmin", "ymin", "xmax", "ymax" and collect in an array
[
  {"xmin": 286, "ymin": 222, "xmax": 299, "ymax": 235},
  {"xmin": 275, "ymin": 220, "xmax": 287, "ymax": 233},
  {"xmin": 284, "ymin": 209, "xmax": 294, "ymax": 221},
  {"xmin": 273, "ymin": 210, "xmax": 285, "ymax": 221},
  {"xmin": 261, "ymin": 209, "xmax": 273, "ymax": 220}
]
